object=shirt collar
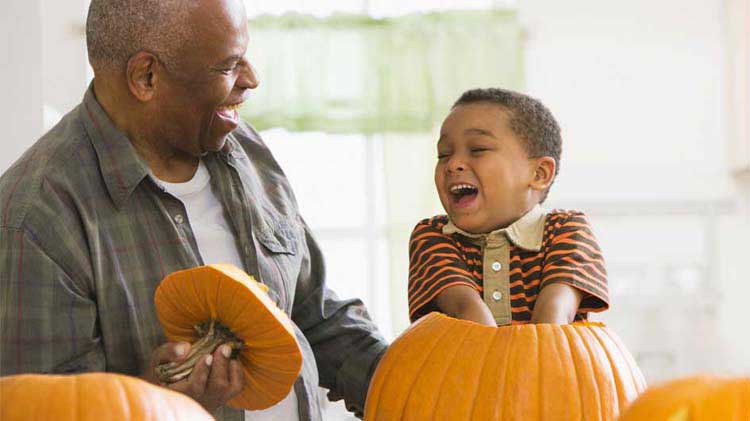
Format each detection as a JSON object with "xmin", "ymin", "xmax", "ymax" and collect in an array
[
  {"xmin": 81, "ymin": 83, "xmax": 150, "ymax": 209},
  {"xmin": 442, "ymin": 204, "xmax": 547, "ymax": 251}
]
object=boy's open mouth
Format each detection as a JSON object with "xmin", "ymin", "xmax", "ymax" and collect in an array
[{"xmin": 449, "ymin": 183, "xmax": 479, "ymax": 207}]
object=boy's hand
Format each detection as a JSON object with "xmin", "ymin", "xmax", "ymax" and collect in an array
[
  {"xmin": 436, "ymin": 284, "xmax": 496, "ymax": 326},
  {"xmin": 531, "ymin": 283, "xmax": 584, "ymax": 324}
]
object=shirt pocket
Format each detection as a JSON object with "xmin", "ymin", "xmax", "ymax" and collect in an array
[
  {"xmin": 256, "ymin": 218, "xmax": 298, "ymax": 256},
  {"xmin": 254, "ymin": 218, "xmax": 302, "ymax": 313}
]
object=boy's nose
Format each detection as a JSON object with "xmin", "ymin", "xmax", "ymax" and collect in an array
[{"xmin": 447, "ymin": 160, "xmax": 465, "ymax": 173}]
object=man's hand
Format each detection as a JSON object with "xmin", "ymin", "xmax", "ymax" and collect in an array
[{"xmin": 144, "ymin": 342, "xmax": 245, "ymax": 412}]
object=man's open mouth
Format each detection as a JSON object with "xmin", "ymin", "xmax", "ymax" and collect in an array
[
  {"xmin": 216, "ymin": 102, "xmax": 243, "ymax": 122},
  {"xmin": 449, "ymin": 183, "xmax": 479, "ymax": 206}
]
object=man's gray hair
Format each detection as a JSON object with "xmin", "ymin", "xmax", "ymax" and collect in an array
[{"xmin": 86, "ymin": 0, "xmax": 196, "ymax": 72}]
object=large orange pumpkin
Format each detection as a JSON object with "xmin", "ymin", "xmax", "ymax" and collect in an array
[
  {"xmin": 154, "ymin": 264, "xmax": 302, "ymax": 410},
  {"xmin": 0, "ymin": 372, "xmax": 212, "ymax": 420},
  {"xmin": 365, "ymin": 312, "xmax": 647, "ymax": 421},
  {"xmin": 618, "ymin": 375, "xmax": 750, "ymax": 420}
]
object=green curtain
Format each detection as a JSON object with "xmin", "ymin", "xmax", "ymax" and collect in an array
[{"xmin": 242, "ymin": 10, "xmax": 524, "ymax": 133}]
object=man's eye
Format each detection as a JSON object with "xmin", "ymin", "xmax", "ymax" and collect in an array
[{"xmin": 220, "ymin": 65, "xmax": 238, "ymax": 74}]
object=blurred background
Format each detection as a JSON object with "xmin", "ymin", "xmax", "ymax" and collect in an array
[{"xmin": 2, "ymin": 0, "xmax": 749, "ymax": 419}]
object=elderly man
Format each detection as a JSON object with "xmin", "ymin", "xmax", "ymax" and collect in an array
[{"xmin": 0, "ymin": 0, "xmax": 387, "ymax": 419}]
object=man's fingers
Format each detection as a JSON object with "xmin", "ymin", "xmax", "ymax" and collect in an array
[
  {"xmin": 151, "ymin": 341, "xmax": 191, "ymax": 365},
  {"xmin": 181, "ymin": 354, "xmax": 212, "ymax": 398},
  {"xmin": 143, "ymin": 342, "xmax": 191, "ymax": 382},
  {"xmin": 205, "ymin": 345, "xmax": 232, "ymax": 398},
  {"xmin": 226, "ymin": 359, "xmax": 245, "ymax": 401}
]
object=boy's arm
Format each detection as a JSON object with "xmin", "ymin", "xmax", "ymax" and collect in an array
[
  {"xmin": 436, "ymin": 285, "xmax": 496, "ymax": 326},
  {"xmin": 530, "ymin": 283, "xmax": 584, "ymax": 324},
  {"xmin": 537, "ymin": 211, "xmax": 610, "ymax": 323}
]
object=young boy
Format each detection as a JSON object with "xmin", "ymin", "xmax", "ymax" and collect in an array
[{"xmin": 408, "ymin": 88, "xmax": 609, "ymax": 326}]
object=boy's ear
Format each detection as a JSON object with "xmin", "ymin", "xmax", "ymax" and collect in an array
[{"xmin": 530, "ymin": 157, "xmax": 556, "ymax": 191}]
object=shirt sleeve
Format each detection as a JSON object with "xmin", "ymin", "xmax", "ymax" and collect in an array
[
  {"xmin": 541, "ymin": 212, "xmax": 610, "ymax": 313},
  {"xmin": 0, "ymin": 227, "xmax": 104, "ymax": 375},
  {"xmin": 408, "ymin": 219, "xmax": 481, "ymax": 322},
  {"xmin": 291, "ymin": 217, "xmax": 388, "ymax": 418}
]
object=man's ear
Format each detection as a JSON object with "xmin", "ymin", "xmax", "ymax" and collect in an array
[
  {"xmin": 530, "ymin": 156, "xmax": 556, "ymax": 191},
  {"xmin": 126, "ymin": 51, "xmax": 159, "ymax": 102}
]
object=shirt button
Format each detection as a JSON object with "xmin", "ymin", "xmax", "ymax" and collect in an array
[
  {"xmin": 174, "ymin": 214, "xmax": 184, "ymax": 224},
  {"xmin": 491, "ymin": 290, "xmax": 503, "ymax": 301},
  {"xmin": 491, "ymin": 261, "xmax": 502, "ymax": 272}
]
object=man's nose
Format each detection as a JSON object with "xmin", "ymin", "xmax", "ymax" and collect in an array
[{"xmin": 237, "ymin": 62, "xmax": 259, "ymax": 90}]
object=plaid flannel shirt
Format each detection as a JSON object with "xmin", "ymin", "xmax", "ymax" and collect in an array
[{"xmin": 0, "ymin": 86, "xmax": 387, "ymax": 420}]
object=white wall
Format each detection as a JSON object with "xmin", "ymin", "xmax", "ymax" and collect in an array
[
  {"xmin": 0, "ymin": 0, "xmax": 89, "ymax": 173},
  {"xmin": 520, "ymin": 0, "xmax": 730, "ymax": 204},
  {"xmin": 519, "ymin": 0, "xmax": 750, "ymax": 380},
  {"xmin": 41, "ymin": 0, "xmax": 90, "ymax": 120},
  {"xmin": 1, "ymin": 0, "xmax": 44, "ymax": 172}
]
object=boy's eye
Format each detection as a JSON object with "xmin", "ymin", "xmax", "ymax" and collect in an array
[
  {"xmin": 471, "ymin": 148, "xmax": 488, "ymax": 154},
  {"xmin": 437, "ymin": 152, "xmax": 450, "ymax": 160}
]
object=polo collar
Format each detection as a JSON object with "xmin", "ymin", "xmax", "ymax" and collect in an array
[
  {"xmin": 442, "ymin": 204, "xmax": 547, "ymax": 252},
  {"xmin": 81, "ymin": 83, "xmax": 150, "ymax": 209}
]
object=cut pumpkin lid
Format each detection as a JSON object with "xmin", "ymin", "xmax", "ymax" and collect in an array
[{"xmin": 154, "ymin": 264, "xmax": 302, "ymax": 410}]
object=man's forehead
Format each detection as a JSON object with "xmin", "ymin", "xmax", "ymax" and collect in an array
[{"xmin": 185, "ymin": 0, "xmax": 248, "ymax": 61}]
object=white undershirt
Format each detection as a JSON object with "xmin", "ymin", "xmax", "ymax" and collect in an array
[{"xmin": 157, "ymin": 160, "xmax": 299, "ymax": 421}]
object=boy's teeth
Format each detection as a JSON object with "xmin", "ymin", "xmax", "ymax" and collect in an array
[{"xmin": 450, "ymin": 184, "xmax": 475, "ymax": 193}]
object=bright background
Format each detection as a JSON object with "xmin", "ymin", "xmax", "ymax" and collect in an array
[{"xmin": 1, "ymin": 0, "xmax": 749, "ymax": 419}]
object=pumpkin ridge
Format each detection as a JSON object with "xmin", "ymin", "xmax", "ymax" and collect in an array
[
  {"xmin": 601, "ymin": 326, "xmax": 647, "ymax": 392},
  {"xmin": 365, "ymin": 313, "xmax": 442, "ymax": 419},
  {"xmin": 537, "ymin": 324, "xmax": 544, "ymax": 421},
  {"xmin": 73, "ymin": 374, "xmax": 79, "ymax": 421},
  {"xmin": 239, "ymin": 367, "xmax": 278, "ymax": 407},
  {"xmin": 587, "ymin": 325, "xmax": 630, "ymax": 411},
  {"xmin": 413, "ymin": 319, "xmax": 474, "ymax": 420},
  {"xmin": 559, "ymin": 325, "xmax": 584, "ymax": 421},
  {"xmin": 225, "ymin": 278, "xmax": 248, "ymax": 329},
  {"xmin": 115, "ymin": 374, "xmax": 130, "ymax": 420},
  {"xmin": 388, "ymin": 314, "xmax": 457, "ymax": 420},
  {"xmin": 464, "ymin": 323, "xmax": 498, "ymax": 419},
  {"xmin": 567, "ymin": 324, "xmax": 605, "ymax": 420},
  {"xmin": 468, "ymin": 323, "xmax": 512, "ymax": 420},
  {"xmin": 160, "ymin": 281, "xmax": 202, "ymax": 338},
  {"xmin": 577, "ymin": 327, "xmax": 619, "ymax": 420},
  {"xmin": 0, "ymin": 373, "xmax": 213, "ymax": 420}
]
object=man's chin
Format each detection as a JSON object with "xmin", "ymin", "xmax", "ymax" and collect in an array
[{"xmin": 201, "ymin": 134, "xmax": 230, "ymax": 154}]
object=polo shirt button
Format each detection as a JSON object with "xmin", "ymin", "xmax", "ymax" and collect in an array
[
  {"xmin": 491, "ymin": 261, "xmax": 502, "ymax": 272},
  {"xmin": 491, "ymin": 290, "xmax": 502, "ymax": 301},
  {"xmin": 174, "ymin": 214, "xmax": 184, "ymax": 224}
]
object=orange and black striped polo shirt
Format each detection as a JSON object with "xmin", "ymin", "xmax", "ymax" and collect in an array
[{"xmin": 408, "ymin": 209, "xmax": 609, "ymax": 324}]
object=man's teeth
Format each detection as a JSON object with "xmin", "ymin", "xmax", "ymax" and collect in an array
[
  {"xmin": 450, "ymin": 184, "xmax": 476, "ymax": 194},
  {"xmin": 220, "ymin": 103, "xmax": 243, "ymax": 111}
]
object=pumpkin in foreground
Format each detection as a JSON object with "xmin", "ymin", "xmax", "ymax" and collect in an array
[
  {"xmin": 0, "ymin": 372, "xmax": 212, "ymax": 421},
  {"xmin": 365, "ymin": 312, "xmax": 647, "ymax": 421},
  {"xmin": 618, "ymin": 375, "xmax": 750, "ymax": 421},
  {"xmin": 154, "ymin": 264, "xmax": 302, "ymax": 410}
]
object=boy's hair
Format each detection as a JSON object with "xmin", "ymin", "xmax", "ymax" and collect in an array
[{"xmin": 453, "ymin": 88, "xmax": 562, "ymax": 203}]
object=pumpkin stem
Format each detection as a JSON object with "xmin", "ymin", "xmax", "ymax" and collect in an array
[{"xmin": 155, "ymin": 320, "xmax": 244, "ymax": 384}]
